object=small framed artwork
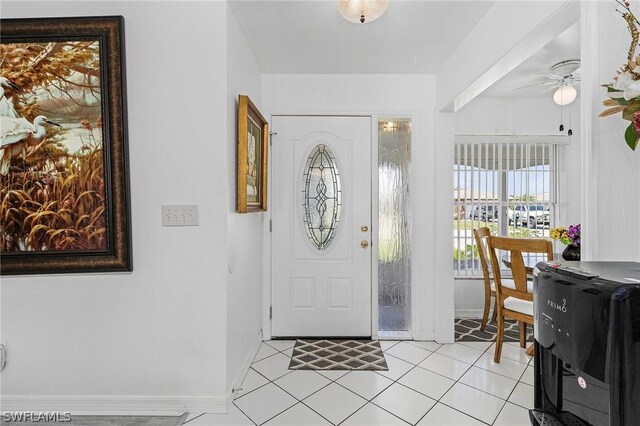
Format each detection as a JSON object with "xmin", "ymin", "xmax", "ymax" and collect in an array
[
  {"xmin": 237, "ymin": 94, "xmax": 268, "ymax": 213},
  {"xmin": 0, "ymin": 16, "xmax": 132, "ymax": 275}
]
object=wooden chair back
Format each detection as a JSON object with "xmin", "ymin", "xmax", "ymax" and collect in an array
[
  {"xmin": 473, "ymin": 227, "xmax": 492, "ymax": 285},
  {"xmin": 486, "ymin": 236, "xmax": 553, "ymax": 303}
]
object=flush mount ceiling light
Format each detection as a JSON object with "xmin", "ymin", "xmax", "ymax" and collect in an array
[
  {"xmin": 553, "ymin": 85, "xmax": 578, "ymax": 106},
  {"xmin": 337, "ymin": 0, "xmax": 389, "ymax": 24}
]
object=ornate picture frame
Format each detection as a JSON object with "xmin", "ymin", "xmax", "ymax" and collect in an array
[
  {"xmin": 237, "ymin": 94, "xmax": 268, "ymax": 213},
  {"xmin": 0, "ymin": 16, "xmax": 132, "ymax": 275}
]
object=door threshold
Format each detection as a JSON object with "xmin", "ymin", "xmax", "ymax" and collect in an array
[{"xmin": 377, "ymin": 330, "xmax": 412, "ymax": 340}]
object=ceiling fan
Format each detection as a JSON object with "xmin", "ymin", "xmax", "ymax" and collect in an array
[{"xmin": 518, "ymin": 59, "xmax": 581, "ymax": 105}]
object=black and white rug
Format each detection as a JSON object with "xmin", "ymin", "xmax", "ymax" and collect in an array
[
  {"xmin": 455, "ymin": 318, "xmax": 534, "ymax": 343},
  {"xmin": 289, "ymin": 339, "xmax": 388, "ymax": 371}
]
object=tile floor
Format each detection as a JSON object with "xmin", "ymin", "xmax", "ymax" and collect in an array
[{"xmin": 184, "ymin": 340, "xmax": 535, "ymax": 426}]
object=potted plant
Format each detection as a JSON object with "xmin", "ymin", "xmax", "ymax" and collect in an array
[{"xmin": 550, "ymin": 224, "xmax": 581, "ymax": 261}]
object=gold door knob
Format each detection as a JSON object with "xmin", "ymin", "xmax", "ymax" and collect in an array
[
  {"xmin": 360, "ymin": 225, "xmax": 369, "ymax": 232},
  {"xmin": 360, "ymin": 240, "xmax": 369, "ymax": 249}
]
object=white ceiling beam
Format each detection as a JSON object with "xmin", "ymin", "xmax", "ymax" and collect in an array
[{"xmin": 437, "ymin": 0, "xmax": 580, "ymax": 113}]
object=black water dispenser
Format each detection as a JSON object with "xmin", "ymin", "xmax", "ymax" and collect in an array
[{"xmin": 531, "ymin": 261, "xmax": 640, "ymax": 426}]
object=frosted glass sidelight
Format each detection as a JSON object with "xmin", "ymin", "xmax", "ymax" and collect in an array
[
  {"xmin": 301, "ymin": 144, "xmax": 342, "ymax": 250},
  {"xmin": 378, "ymin": 119, "xmax": 412, "ymax": 331}
]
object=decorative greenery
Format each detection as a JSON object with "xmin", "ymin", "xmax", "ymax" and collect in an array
[
  {"xmin": 453, "ymin": 244, "xmax": 479, "ymax": 261},
  {"xmin": 550, "ymin": 224, "xmax": 581, "ymax": 247},
  {"xmin": 600, "ymin": 1, "xmax": 640, "ymax": 150}
]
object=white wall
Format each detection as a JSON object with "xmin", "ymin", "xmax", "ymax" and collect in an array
[
  {"xmin": 225, "ymin": 4, "xmax": 264, "ymax": 396},
  {"xmin": 453, "ymin": 96, "xmax": 582, "ymax": 316},
  {"xmin": 582, "ymin": 1, "xmax": 640, "ymax": 261},
  {"xmin": 1, "ymin": 1, "xmax": 229, "ymax": 413},
  {"xmin": 262, "ymin": 74, "xmax": 438, "ymax": 340}
]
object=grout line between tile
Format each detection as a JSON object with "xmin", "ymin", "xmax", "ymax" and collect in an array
[{"xmin": 182, "ymin": 413, "xmax": 204, "ymax": 424}]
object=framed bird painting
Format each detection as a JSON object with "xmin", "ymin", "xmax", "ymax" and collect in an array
[
  {"xmin": 237, "ymin": 95, "xmax": 268, "ymax": 213},
  {"xmin": 0, "ymin": 16, "xmax": 132, "ymax": 275}
]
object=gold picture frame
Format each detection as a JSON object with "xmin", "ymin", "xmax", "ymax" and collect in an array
[{"xmin": 237, "ymin": 95, "xmax": 268, "ymax": 213}]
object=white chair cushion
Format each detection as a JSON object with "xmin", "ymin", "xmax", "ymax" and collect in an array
[
  {"xmin": 490, "ymin": 278, "xmax": 533, "ymax": 293},
  {"xmin": 503, "ymin": 297, "xmax": 533, "ymax": 316}
]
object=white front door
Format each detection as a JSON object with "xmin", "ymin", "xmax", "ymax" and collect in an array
[{"xmin": 271, "ymin": 116, "xmax": 372, "ymax": 337}]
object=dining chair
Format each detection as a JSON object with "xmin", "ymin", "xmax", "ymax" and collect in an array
[
  {"xmin": 473, "ymin": 227, "xmax": 522, "ymax": 331},
  {"xmin": 487, "ymin": 236, "xmax": 553, "ymax": 363},
  {"xmin": 473, "ymin": 227, "xmax": 496, "ymax": 331}
]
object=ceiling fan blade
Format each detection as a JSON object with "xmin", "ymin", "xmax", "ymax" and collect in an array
[
  {"xmin": 515, "ymin": 81, "xmax": 557, "ymax": 90},
  {"xmin": 572, "ymin": 67, "xmax": 581, "ymax": 75},
  {"xmin": 542, "ymin": 85, "xmax": 560, "ymax": 93}
]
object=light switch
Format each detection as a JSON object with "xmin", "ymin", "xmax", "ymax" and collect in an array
[{"xmin": 162, "ymin": 205, "xmax": 199, "ymax": 226}]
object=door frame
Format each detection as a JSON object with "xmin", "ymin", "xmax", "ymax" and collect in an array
[{"xmin": 262, "ymin": 111, "xmax": 418, "ymax": 341}]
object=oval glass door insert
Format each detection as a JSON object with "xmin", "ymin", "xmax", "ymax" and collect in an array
[{"xmin": 302, "ymin": 144, "xmax": 342, "ymax": 250}]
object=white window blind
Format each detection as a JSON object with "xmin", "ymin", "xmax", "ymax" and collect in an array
[{"xmin": 453, "ymin": 142, "xmax": 557, "ymax": 276}]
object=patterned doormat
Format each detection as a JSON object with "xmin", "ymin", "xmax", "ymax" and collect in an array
[
  {"xmin": 289, "ymin": 339, "xmax": 388, "ymax": 371},
  {"xmin": 455, "ymin": 318, "xmax": 534, "ymax": 342}
]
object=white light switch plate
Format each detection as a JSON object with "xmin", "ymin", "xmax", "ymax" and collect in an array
[{"xmin": 162, "ymin": 205, "xmax": 199, "ymax": 226}]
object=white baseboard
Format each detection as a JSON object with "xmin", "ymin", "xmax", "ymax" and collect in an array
[
  {"xmin": 226, "ymin": 330, "xmax": 263, "ymax": 406},
  {"xmin": 455, "ymin": 309, "xmax": 485, "ymax": 318},
  {"xmin": 0, "ymin": 395, "xmax": 226, "ymax": 416},
  {"xmin": 411, "ymin": 331, "xmax": 435, "ymax": 341}
]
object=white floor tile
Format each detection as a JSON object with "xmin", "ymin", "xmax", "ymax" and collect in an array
[
  {"xmin": 315, "ymin": 369, "xmax": 349, "ymax": 381},
  {"xmin": 486, "ymin": 342, "xmax": 531, "ymax": 365},
  {"xmin": 406, "ymin": 340, "xmax": 443, "ymax": 352},
  {"xmin": 303, "ymin": 382, "xmax": 367, "ymax": 425},
  {"xmin": 252, "ymin": 353, "xmax": 293, "ymax": 381},
  {"xmin": 458, "ymin": 366, "xmax": 518, "ymax": 400},
  {"xmin": 263, "ymin": 402, "xmax": 331, "ymax": 425},
  {"xmin": 416, "ymin": 403, "xmax": 484, "ymax": 426},
  {"xmin": 234, "ymin": 383, "xmax": 297, "ymax": 425},
  {"xmin": 274, "ymin": 370, "xmax": 332, "ymax": 400},
  {"xmin": 385, "ymin": 342, "xmax": 432, "ymax": 364},
  {"xmin": 336, "ymin": 371, "xmax": 394, "ymax": 400},
  {"xmin": 456, "ymin": 341, "xmax": 493, "ymax": 351},
  {"xmin": 254, "ymin": 343, "xmax": 280, "ymax": 362},
  {"xmin": 397, "ymin": 366, "xmax": 455, "ymax": 400},
  {"xmin": 435, "ymin": 343, "xmax": 485, "ymax": 364},
  {"xmin": 342, "ymin": 403, "xmax": 410, "ymax": 426},
  {"xmin": 520, "ymin": 365, "xmax": 535, "ymax": 386},
  {"xmin": 266, "ymin": 340, "xmax": 297, "ymax": 352},
  {"xmin": 375, "ymin": 354, "xmax": 414, "ymax": 380},
  {"xmin": 187, "ymin": 405, "xmax": 253, "ymax": 425},
  {"xmin": 473, "ymin": 353, "xmax": 528, "ymax": 381},
  {"xmin": 418, "ymin": 353, "xmax": 472, "ymax": 380},
  {"xmin": 508, "ymin": 382, "xmax": 534, "ymax": 409},
  {"xmin": 379, "ymin": 340, "xmax": 401, "ymax": 351},
  {"xmin": 235, "ymin": 368, "xmax": 269, "ymax": 399},
  {"xmin": 440, "ymin": 383, "xmax": 505, "ymax": 425},
  {"xmin": 372, "ymin": 383, "xmax": 436, "ymax": 425},
  {"xmin": 281, "ymin": 346, "xmax": 294, "ymax": 358},
  {"xmin": 493, "ymin": 402, "xmax": 531, "ymax": 426}
]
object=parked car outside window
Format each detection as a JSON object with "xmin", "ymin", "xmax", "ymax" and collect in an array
[{"xmin": 507, "ymin": 204, "xmax": 549, "ymax": 227}]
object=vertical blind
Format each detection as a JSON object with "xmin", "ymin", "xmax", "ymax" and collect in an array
[{"xmin": 453, "ymin": 142, "xmax": 557, "ymax": 276}]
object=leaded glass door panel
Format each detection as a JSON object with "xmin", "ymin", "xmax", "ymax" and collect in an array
[{"xmin": 271, "ymin": 116, "xmax": 372, "ymax": 337}]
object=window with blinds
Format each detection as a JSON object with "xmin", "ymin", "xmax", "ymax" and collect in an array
[{"xmin": 453, "ymin": 142, "xmax": 557, "ymax": 276}]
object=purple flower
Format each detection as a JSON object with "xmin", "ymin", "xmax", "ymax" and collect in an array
[{"xmin": 566, "ymin": 224, "xmax": 581, "ymax": 246}]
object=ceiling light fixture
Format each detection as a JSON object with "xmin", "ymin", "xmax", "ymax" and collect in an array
[
  {"xmin": 337, "ymin": 0, "xmax": 389, "ymax": 24},
  {"xmin": 553, "ymin": 85, "xmax": 577, "ymax": 106}
]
